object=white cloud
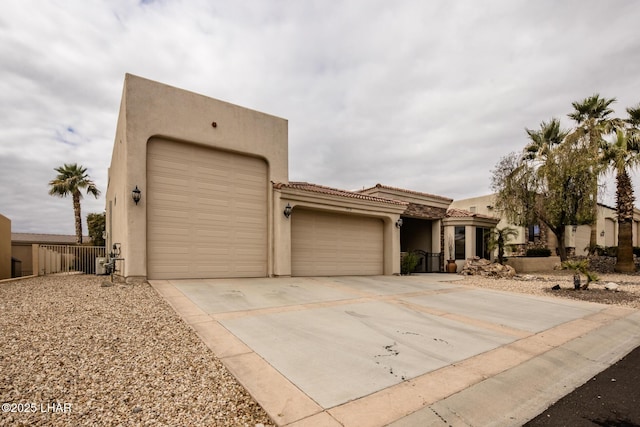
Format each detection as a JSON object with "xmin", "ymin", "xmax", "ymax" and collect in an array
[{"xmin": 1, "ymin": 0, "xmax": 640, "ymax": 233}]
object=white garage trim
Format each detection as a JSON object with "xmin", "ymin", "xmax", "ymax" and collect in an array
[
  {"xmin": 291, "ymin": 208, "xmax": 384, "ymax": 276},
  {"xmin": 147, "ymin": 138, "xmax": 267, "ymax": 279}
]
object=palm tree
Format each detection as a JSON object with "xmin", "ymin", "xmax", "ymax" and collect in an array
[
  {"xmin": 603, "ymin": 104, "xmax": 640, "ymax": 273},
  {"xmin": 627, "ymin": 103, "xmax": 640, "ymax": 127},
  {"xmin": 523, "ymin": 118, "xmax": 568, "ymax": 162},
  {"xmin": 48, "ymin": 163, "xmax": 101, "ymax": 245},
  {"xmin": 567, "ymin": 94, "xmax": 617, "ymax": 254},
  {"xmin": 486, "ymin": 226, "xmax": 519, "ymax": 264}
]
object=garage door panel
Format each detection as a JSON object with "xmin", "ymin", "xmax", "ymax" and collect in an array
[
  {"xmin": 147, "ymin": 138, "xmax": 267, "ymax": 279},
  {"xmin": 292, "ymin": 209, "xmax": 383, "ymax": 276}
]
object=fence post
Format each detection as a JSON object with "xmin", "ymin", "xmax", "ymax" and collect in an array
[{"xmin": 32, "ymin": 244, "xmax": 40, "ymax": 277}]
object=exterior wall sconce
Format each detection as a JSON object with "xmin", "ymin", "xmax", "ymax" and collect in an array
[
  {"xmin": 283, "ymin": 203, "xmax": 292, "ymax": 218},
  {"xmin": 600, "ymin": 231, "xmax": 605, "ymax": 237},
  {"xmin": 395, "ymin": 218, "xmax": 403, "ymax": 228},
  {"xmin": 132, "ymin": 186, "xmax": 141, "ymax": 205}
]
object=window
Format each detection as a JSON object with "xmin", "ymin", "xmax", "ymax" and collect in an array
[
  {"xmin": 455, "ymin": 226, "xmax": 465, "ymax": 260},
  {"xmin": 476, "ymin": 227, "xmax": 490, "ymax": 259},
  {"xmin": 528, "ymin": 225, "xmax": 540, "ymax": 242}
]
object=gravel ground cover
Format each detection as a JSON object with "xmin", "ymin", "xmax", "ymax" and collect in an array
[
  {"xmin": 458, "ymin": 272, "xmax": 640, "ymax": 310},
  {"xmin": 0, "ymin": 275, "xmax": 273, "ymax": 427},
  {"xmin": 1, "ymin": 272, "xmax": 637, "ymax": 427}
]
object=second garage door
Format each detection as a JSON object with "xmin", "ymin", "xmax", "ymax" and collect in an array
[
  {"xmin": 147, "ymin": 138, "xmax": 268, "ymax": 280},
  {"xmin": 291, "ymin": 208, "xmax": 384, "ymax": 276}
]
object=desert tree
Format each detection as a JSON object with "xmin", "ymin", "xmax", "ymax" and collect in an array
[
  {"xmin": 492, "ymin": 123, "xmax": 597, "ymax": 261},
  {"xmin": 87, "ymin": 212, "xmax": 106, "ymax": 247}
]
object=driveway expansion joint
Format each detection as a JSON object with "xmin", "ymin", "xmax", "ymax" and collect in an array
[{"xmin": 149, "ymin": 276, "xmax": 640, "ymax": 427}]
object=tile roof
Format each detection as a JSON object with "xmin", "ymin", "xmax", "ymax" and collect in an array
[
  {"xmin": 360, "ymin": 183, "xmax": 453, "ymax": 202},
  {"xmin": 274, "ymin": 182, "xmax": 408, "ymax": 206},
  {"xmin": 11, "ymin": 233, "xmax": 89, "ymax": 244},
  {"xmin": 445, "ymin": 208, "xmax": 497, "ymax": 220}
]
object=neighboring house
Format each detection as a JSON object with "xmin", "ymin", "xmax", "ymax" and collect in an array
[
  {"xmin": 452, "ymin": 194, "xmax": 640, "ymax": 256},
  {"xmin": 11, "ymin": 233, "xmax": 90, "ymax": 277},
  {"xmin": 106, "ymin": 74, "xmax": 502, "ymax": 282},
  {"xmin": 0, "ymin": 214, "xmax": 10, "ymax": 279}
]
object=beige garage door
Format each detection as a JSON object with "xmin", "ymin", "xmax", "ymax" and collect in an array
[
  {"xmin": 147, "ymin": 138, "xmax": 267, "ymax": 279},
  {"xmin": 291, "ymin": 208, "xmax": 384, "ymax": 276}
]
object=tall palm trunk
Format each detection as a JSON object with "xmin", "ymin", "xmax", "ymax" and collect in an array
[
  {"xmin": 588, "ymin": 143, "xmax": 600, "ymax": 255},
  {"xmin": 588, "ymin": 202, "xmax": 598, "ymax": 255},
  {"xmin": 615, "ymin": 168, "xmax": 635, "ymax": 272},
  {"xmin": 73, "ymin": 191, "xmax": 83, "ymax": 245}
]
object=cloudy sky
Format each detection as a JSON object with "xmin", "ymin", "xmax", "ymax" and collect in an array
[{"xmin": 1, "ymin": 0, "xmax": 640, "ymax": 235}]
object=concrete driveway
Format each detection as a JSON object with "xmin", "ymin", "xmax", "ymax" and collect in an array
[{"xmin": 150, "ymin": 275, "xmax": 640, "ymax": 427}]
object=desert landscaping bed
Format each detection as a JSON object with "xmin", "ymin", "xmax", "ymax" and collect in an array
[
  {"xmin": 458, "ymin": 272, "xmax": 640, "ymax": 310},
  {"xmin": 0, "ymin": 275, "xmax": 273, "ymax": 427},
  {"xmin": 1, "ymin": 273, "xmax": 638, "ymax": 426}
]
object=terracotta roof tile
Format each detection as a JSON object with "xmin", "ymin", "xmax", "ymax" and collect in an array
[
  {"xmin": 446, "ymin": 208, "xmax": 496, "ymax": 220},
  {"xmin": 274, "ymin": 182, "xmax": 408, "ymax": 206},
  {"xmin": 360, "ymin": 183, "xmax": 452, "ymax": 202},
  {"xmin": 11, "ymin": 233, "xmax": 89, "ymax": 244}
]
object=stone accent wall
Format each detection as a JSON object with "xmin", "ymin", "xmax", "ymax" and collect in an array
[{"xmin": 511, "ymin": 224, "xmax": 554, "ymax": 256}]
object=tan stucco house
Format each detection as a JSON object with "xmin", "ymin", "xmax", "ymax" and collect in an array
[
  {"xmin": 106, "ymin": 75, "xmax": 499, "ymax": 282},
  {"xmin": 452, "ymin": 194, "xmax": 640, "ymax": 256}
]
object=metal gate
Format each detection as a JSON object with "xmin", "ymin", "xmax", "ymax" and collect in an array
[
  {"xmin": 411, "ymin": 250, "xmax": 444, "ymax": 273},
  {"xmin": 38, "ymin": 245, "xmax": 106, "ymax": 275}
]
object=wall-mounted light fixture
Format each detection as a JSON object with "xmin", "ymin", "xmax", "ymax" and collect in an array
[
  {"xmin": 395, "ymin": 218, "xmax": 403, "ymax": 228},
  {"xmin": 283, "ymin": 203, "xmax": 292, "ymax": 218},
  {"xmin": 132, "ymin": 186, "xmax": 141, "ymax": 205},
  {"xmin": 600, "ymin": 231, "xmax": 605, "ymax": 237}
]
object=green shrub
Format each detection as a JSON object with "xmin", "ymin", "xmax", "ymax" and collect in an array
[
  {"xmin": 562, "ymin": 259, "xmax": 599, "ymax": 290},
  {"xmin": 526, "ymin": 248, "xmax": 551, "ymax": 257},
  {"xmin": 593, "ymin": 246, "xmax": 618, "ymax": 257},
  {"xmin": 401, "ymin": 252, "xmax": 419, "ymax": 275}
]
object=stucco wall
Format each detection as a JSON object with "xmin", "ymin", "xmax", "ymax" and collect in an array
[
  {"xmin": 0, "ymin": 214, "xmax": 11, "ymax": 279},
  {"xmin": 106, "ymin": 74, "xmax": 288, "ymax": 281},
  {"xmin": 273, "ymin": 187, "xmax": 405, "ymax": 276},
  {"xmin": 506, "ymin": 256, "xmax": 561, "ymax": 273},
  {"xmin": 450, "ymin": 194, "xmax": 527, "ymax": 246},
  {"xmin": 10, "ymin": 244, "xmax": 32, "ymax": 276}
]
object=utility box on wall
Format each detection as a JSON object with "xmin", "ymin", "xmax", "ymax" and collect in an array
[{"xmin": 11, "ymin": 257, "xmax": 21, "ymax": 278}]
